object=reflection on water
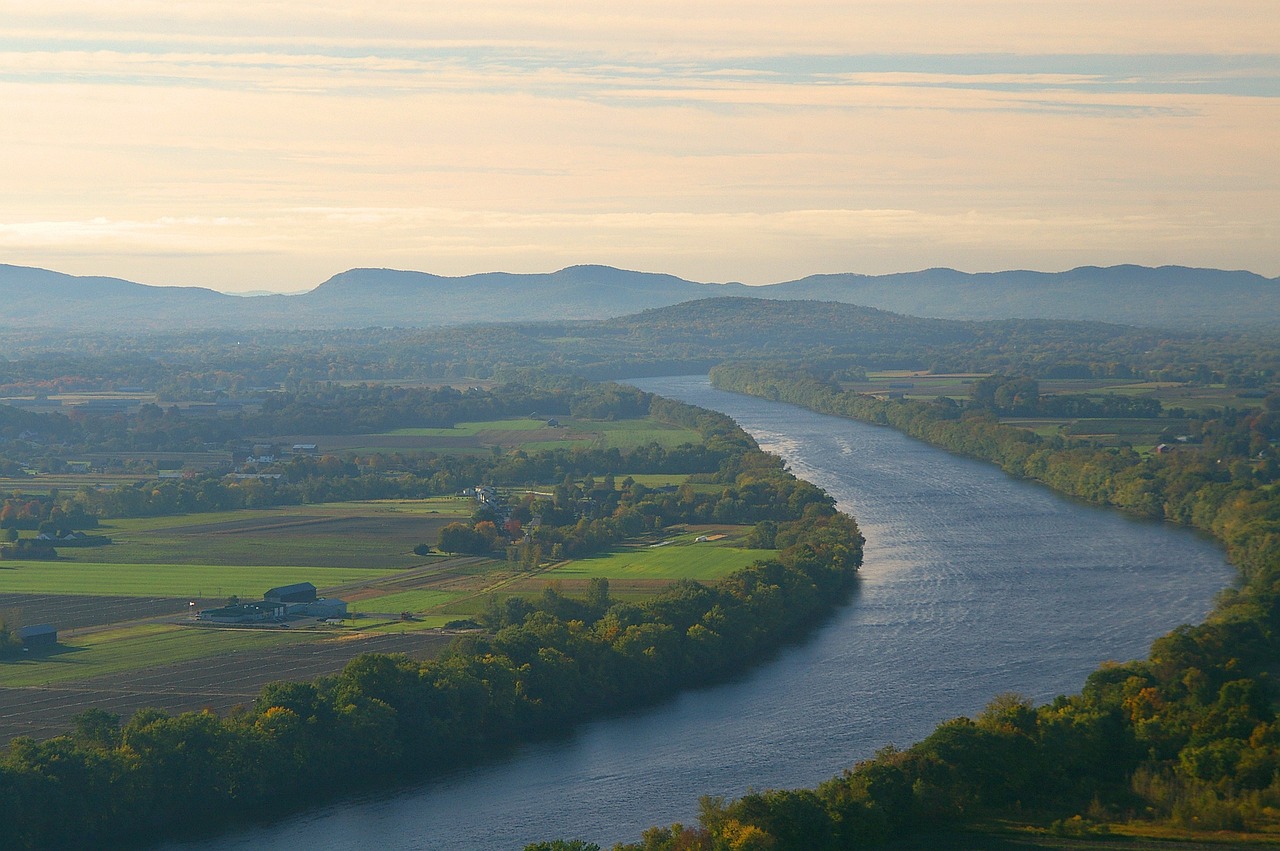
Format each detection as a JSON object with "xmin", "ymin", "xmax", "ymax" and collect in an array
[{"xmin": 165, "ymin": 375, "xmax": 1233, "ymax": 851}]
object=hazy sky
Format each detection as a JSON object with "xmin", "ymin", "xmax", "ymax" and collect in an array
[{"xmin": 1, "ymin": 2, "xmax": 1277, "ymax": 292}]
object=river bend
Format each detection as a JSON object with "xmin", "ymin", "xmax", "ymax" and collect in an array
[{"xmin": 164, "ymin": 375, "xmax": 1234, "ymax": 850}]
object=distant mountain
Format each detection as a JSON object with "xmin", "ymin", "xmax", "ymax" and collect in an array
[
  {"xmin": 1, "ymin": 262, "xmax": 1274, "ymax": 331},
  {"xmin": 299, "ymin": 265, "xmax": 748, "ymax": 324},
  {"xmin": 764, "ymin": 265, "xmax": 1278, "ymax": 330},
  {"xmin": 0, "ymin": 264, "xmax": 231, "ymax": 328}
]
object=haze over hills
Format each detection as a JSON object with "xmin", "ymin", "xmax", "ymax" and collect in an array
[{"xmin": 1, "ymin": 262, "xmax": 1275, "ymax": 331}]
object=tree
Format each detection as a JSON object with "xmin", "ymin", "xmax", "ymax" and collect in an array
[{"xmin": 437, "ymin": 522, "xmax": 490, "ymax": 554}]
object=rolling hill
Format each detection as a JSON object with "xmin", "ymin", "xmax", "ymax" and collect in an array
[{"xmin": 2, "ymin": 262, "xmax": 1274, "ymax": 331}]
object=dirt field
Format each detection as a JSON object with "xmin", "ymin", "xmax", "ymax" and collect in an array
[
  {"xmin": 0, "ymin": 593, "xmax": 219, "ymax": 631},
  {"xmin": 0, "ymin": 629, "xmax": 454, "ymax": 741}
]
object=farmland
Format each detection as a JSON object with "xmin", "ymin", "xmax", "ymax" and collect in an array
[
  {"xmin": 834, "ymin": 372, "xmax": 1252, "ymax": 452},
  {"xmin": 0, "ymin": 498, "xmax": 484, "ymax": 740},
  {"xmin": 0, "ymin": 630, "xmax": 451, "ymax": 740},
  {"xmin": 0, "ymin": 487, "xmax": 773, "ymax": 740},
  {"xmin": 268, "ymin": 415, "xmax": 702, "ymax": 456},
  {"xmin": 545, "ymin": 531, "xmax": 771, "ymax": 581}
]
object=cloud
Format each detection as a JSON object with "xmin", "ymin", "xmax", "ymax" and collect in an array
[{"xmin": 0, "ymin": 2, "xmax": 1276, "ymax": 287}]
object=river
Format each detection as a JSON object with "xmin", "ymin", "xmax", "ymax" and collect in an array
[{"xmin": 163, "ymin": 375, "xmax": 1235, "ymax": 850}]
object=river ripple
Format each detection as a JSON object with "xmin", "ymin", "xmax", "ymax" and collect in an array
[{"xmin": 164, "ymin": 375, "xmax": 1233, "ymax": 850}]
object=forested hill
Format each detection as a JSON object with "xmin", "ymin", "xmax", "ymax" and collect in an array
[
  {"xmin": 1, "ymin": 261, "xmax": 1275, "ymax": 331},
  {"xmin": 767, "ymin": 265, "xmax": 1278, "ymax": 330}
]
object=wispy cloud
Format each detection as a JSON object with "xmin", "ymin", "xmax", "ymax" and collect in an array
[{"xmin": 0, "ymin": 2, "xmax": 1276, "ymax": 288}]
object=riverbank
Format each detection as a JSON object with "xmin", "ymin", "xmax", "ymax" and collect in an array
[{"xmin": 694, "ymin": 363, "xmax": 1280, "ymax": 842}]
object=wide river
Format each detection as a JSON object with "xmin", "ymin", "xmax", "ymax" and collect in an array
[{"xmin": 166, "ymin": 375, "xmax": 1235, "ymax": 850}]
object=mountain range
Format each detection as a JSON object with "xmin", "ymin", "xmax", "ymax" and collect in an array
[{"xmin": 2, "ymin": 262, "xmax": 1275, "ymax": 331}]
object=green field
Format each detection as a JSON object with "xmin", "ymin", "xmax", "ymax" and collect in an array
[
  {"xmin": 281, "ymin": 415, "xmax": 700, "ymax": 457},
  {"xmin": 346, "ymin": 589, "xmax": 462, "ymax": 614},
  {"xmin": 0, "ymin": 561, "xmax": 390, "ymax": 598},
  {"xmin": 577, "ymin": 418, "xmax": 701, "ymax": 450},
  {"xmin": 386, "ymin": 418, "xmax": 551, "ymax": 436},
  {"xmin": 64, "ymin": 499, "xmax": 470, "ymax": 570},
  {"xmin": 545, "ymin": 538, "xmax": 774, "ymax": 581},
  {"xmin": 0, "ymin": 624, "xmax": 316, "ymax": 687},
  {"xmin": 619, "ymin": 473, "xmax": 691, "ymax": 488}
]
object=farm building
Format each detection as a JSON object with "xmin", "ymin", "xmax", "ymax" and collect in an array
[
  {"xmin": 299, "ymin": 598, "xmax": 348, "ymax": 619},
  {"xmin": 18, "ymin": 624, "xmax": 57, "ymax": 649},
  {"xmin": 196, "ymin": 601, "xmax": 285, "ymax": 624},
  {"xmin": 265, "ymin": 582, "xmax": 317, "ymax": 604}
]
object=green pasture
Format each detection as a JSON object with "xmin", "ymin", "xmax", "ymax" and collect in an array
[
  {"xmin": 586, "ymin": 418, "xmax": 701, "ymax": 450},
  {"xmin": 0, "ymin": 624, "xmax": 316, "ymax": 687},
  {"xmin": 618, "ymin": 473, "xmax": 691, "ymax": 488},
  {"xmin": 101, "ymin": 510, "xmax": 276, "ymax": 534},
  {"xmin": 1002, "ymin": 417, "xmax": 1189, "ymax": 446},
  {"xmin": 73, "ymin": 530, "xmax": 421, "ymax": 570},
  {"xmin": 1063, "ymin": 418, "xmax": 1179, "ymax": 436},
  {"xmin": 546, "ymin": 539, "xmax": 774, "ymax": 581},
  {"xmin": 361, "ymin": 615, "xmax": 459, "ymax": 632},
  {"xmin": 0, "ymin": 561, "xmax": 390, "ymax": 598},
  {"xmin": 1038, "ymin": 378, "xmax": 1148, "ymax": 393},
  {"xmin": 0, "ymin": 474, "xmax": 144, "ymax": 495},
  {"xmin": 362, "ymin": 497, "xmax": 474, "ymax": 516},
  {"xmin": 999, "ymin": 419, "xmax": 1071, "ymax": 438},
  {"xmin": 347, "ymin": 589, "xmax": 462, "ymax": 614},
  {"xmin": 351, "ymin": 415, "xmax": 701, "ymax": 455},
  {"xmin": 386, "ymin": 418, "xmax": 550, "ymax": 437},
  {"xmin": 79, "ymin": 500, "xmax": 465, "ymax": 569}
]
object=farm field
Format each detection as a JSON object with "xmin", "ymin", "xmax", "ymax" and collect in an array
[
  {"xmin": 618, "ymin": 473, "xmax": 692, "ymax": 488},
  {"xmin": 267, "ymin": 414, "xmax": 702, "ymax": 456},
  {"xmin": 0, "ymin": 561, "xmax": 391, "ymax": 598},
  {"xmin": 66, "ymin": 498, "xmax": 471, "ymax": 569},
  {"xmin": 998, "ymin": 417, "xmax": 1190, "ymax": 451},
  {"xmin": 0, "ymin": 593, "xmax": 216, "ymax": 631},
  {"xmin": 544, "ymin": 535, "xmax": 773, "ymax": 581},
  {"xmin": 845, "ymin": 371, "xmax": 984, "ymax": 399},
  {"xmin": 0, "ymin": 630, "xmax": 452, "ymax": 741},
  {"xmin": 845, "ymin": 373, "xmax": 1262, "ymax": 414},
  {"xmin": 0, "ymin": 488, "xmax": 766, "ymax": 739},
  {"xmin": 0, "ymin": 623, "xmax": 318, "ymax": 688},
  {"xmin": 0, "ymin": 472, "xmax": 150, "ymax": 495}
]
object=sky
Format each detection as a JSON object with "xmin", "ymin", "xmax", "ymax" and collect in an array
[{"xmin": 1, "ymin": 2, "xmax": 1277, "ymax": 293}]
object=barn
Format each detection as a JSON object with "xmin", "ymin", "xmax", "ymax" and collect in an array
[
  {"xmin": 18, "ymin": 624, "xmax": 57, "ymax": 650},
  {"xmin": 264, "ymin": 582, "xmax": 317, "ymax": 604}
]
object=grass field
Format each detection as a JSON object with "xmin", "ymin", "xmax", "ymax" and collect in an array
[
  {"xmin": 276, "ymin": 415, "xmax": 701, "ymax": 457},
  {"xmin": 66, "ymin": 499, "xmax": 471, "ymax": 570},
  {"xmin": 0, "ymin": 479, "xmax": 774, "ymax": 737},
  {"xmin": 346, "ymin": 589, "xmax": 462, "ymax": 614},
  {"xmin": 619, "ymin": 473, "xmax": 692, "ymax": 488},
  {"xmin": 0, "ymin": 623, "xmax": 318, "ymax": 688},
  {"xmin": 545, "ymin": 536, "xmax": 773, "ymax": 581},
  {"xmin": 999, "ymin": 416, "xmax": 1189, "ymax": 451},
  {"xmin": 847, "ymin": 374, "xmax": 1270, "ymax": 417},
  {"xmin": 0, "ymin": 561, "xmax": 390, "ymax": 598},
  {"xmin": 386, "ymin": 418, "xmax": 550, "ymax": 436}
]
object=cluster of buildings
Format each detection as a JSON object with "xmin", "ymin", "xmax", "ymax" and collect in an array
[{"xmin": 195, "ymin": 582, "xmax": 347, "ymax": 625}]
